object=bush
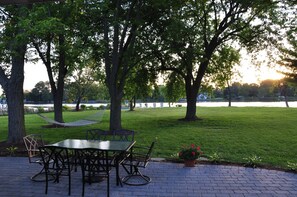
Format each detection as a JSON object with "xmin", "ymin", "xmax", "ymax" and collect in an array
[
  {"xmin": 62, "ymin": 105, "xmax": 71, "ymax": 111},
  {"xmin": 80, "ymin": 104, "xmax": 87, "ymax": 110},
  {"xmin": 287, "ymin": 162, "xmax": 297, "ymax": 171},
  {"xmin": 208, "ymin": 152, "xmax": 222, "ymax": 164},
  {"xmin": 37, "ymin": 107, "xmax": 45, "ymax": 113},
  {"xmin": 178, "ymin": 144, "xmax": 203, "ymax": 161},
  {"xmin": 24, "ymin": 106, "xmax": 32, "ymax": 114},
  {"xmin": 244, "ymin": 155, "xmax": 262, "ymax": 168},
  {"xmin": 98, "ymin": 105, "xmax": 106, "ymax": 110}
]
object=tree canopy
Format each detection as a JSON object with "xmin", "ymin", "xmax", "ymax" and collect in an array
[{"xmin": 145, "ymin": 0, "xmax": 279, "ymax": 120}]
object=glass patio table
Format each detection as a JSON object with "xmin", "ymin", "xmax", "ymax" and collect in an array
[{"xmin": 47, "ymin": 139, "xmax": 136, "ymax": 186}]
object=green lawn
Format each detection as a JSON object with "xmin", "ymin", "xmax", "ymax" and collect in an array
[{"xmin": 1, "ymin": 107, "xmax": 297, "ymax": 169}]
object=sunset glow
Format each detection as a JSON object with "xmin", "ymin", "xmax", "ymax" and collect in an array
[{"xmin": 239, "ymin": 64, "xmax": 284, "ymax": 84}]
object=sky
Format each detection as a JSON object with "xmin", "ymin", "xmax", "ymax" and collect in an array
[
  {"xmin": 0, "ymin": 57, "xmax": 284, "ymax": 95},
  {"xmin": 24, "ymin": 61, "xmax": 48, "ymax": 91},
  {"xmin": 23, "ymin": 59, "xmax": 283, "ymax": 91}
]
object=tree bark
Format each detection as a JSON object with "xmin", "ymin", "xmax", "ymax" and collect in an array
[
  {"xmin": 129, "ymin": 96, "xmax": 135, "ymax": 111},
  {"xmin": 227, "ymin": 82, "xmax": 232, "ymax": 107},
  {"xmin": 6, "ymin": 46, "xmax": 26, "ymax": 143},
  {"xmin": 51, "ymin": 34, "xmax": 67, "ymax": 123},
  {"xmin": 184, "ymin": 76, "xmax": 199, "ymax": 120},
  {"xmin": 75, "ymin": 96, "xmax": 81, "ymax": 111},
  {"xmin": 109, "ymin": 91, "xmax": 122, "ymax": 130}
]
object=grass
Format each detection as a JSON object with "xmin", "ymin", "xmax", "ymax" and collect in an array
[{"xmin": 1, "ymin": 107, "xmax": 297, "ymax": 169}]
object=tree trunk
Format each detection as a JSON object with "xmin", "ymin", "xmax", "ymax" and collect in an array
[
  {"xmin": 75, "ymin": 96, "xmax": 82, "ymax": 111},
  {"xmin": 284, "ymin": 84, "xmax": 289, "ymax": 108},
  {"xmin": 227, "ymin": 83, "xmax": 232, "ymax": 107},
  {"xmin": 53, "ymin": 91, "xmax": 64, "ymax": 122},
  {"xmin": 185, "ymin": 92, "xmax": 198, "ymax": 120},
  {"xmin": 6, "ymin": 49, "xmax": 26, "ymax": 143},
  {"xmin": 52, "ymin": 34, "xmax": 67, "ymax": 123},
  {"xmin": 109, "ymin": 92, "xmax": 122, "ymax": 130},
  {"xmin": 129, "ymin": 96, "xmax": 135, "ymax": 111},
  {"xmin": 285, "ymin": 97, "xmax": 289, "ymax": 108},
  {"xmin": 184, "ymin": 77, "xmax": 199, "ymax": 120}
]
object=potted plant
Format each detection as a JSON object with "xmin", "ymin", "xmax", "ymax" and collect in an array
[{"xmin": 178, "ymin": 144, "xmax": 202, "ymax": 167}]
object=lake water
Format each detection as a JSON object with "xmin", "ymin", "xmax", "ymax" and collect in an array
[{"xmin": 21, "ymin": 101, "xmax": 297, "ymax": 109}]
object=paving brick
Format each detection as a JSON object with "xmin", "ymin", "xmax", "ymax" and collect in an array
[{"xmin": 1, "ymin": 157, "xmax": 297, "ymax": 197}]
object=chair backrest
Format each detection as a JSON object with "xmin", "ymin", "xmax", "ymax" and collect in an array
[
  {"xmin": 77, "ymin": 148, "xmax": 111, "ymax": 196},
  {"xmin": 112, "ymin": 129, "xmax": 135, "ymax": 141},
  {"xmin": 39, "ymin": 146, "xmax": 71, "ymax": 195},
  {"xmin": 23, "ymin": 134, "xmax": 44, "ymax": 163},
  {"xmin": 39, "ymin": 146, "xmax": 71, "ymax": 171},
  {"xmin": 77, "ymin": 148, "xmax": 110, "ymax": 173},
  {"xmin": 86, "ymin": 129, "xmax": 113, "ymax": 140},
  {"xmin": 143, "ymin": 141, "xmax": 156, "ymax": 165},
  {"xmin": 38, "ymin": 146, "xmax": 56, "ymax": 167}
]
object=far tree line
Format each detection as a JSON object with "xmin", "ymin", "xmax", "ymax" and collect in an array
[{"xmin": 20, "ymin": 78, "xmax": 296, "ymax": 108}]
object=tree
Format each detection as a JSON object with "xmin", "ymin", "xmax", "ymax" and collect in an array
[
  {"xmin": 258, "ymin": 79, "xmax": 275, "ymax": 98},
  {"xmin": 0, "ymin": 5, "xmax": 29, "ymax": 143},
  {"xmin": 0, "ymin": 0, "xmax": 62, "ymax": 5},
  {"xmin": 164, "ymin": 72, "xmax": 185, "ymax": 106},
  {"xmin": 149, "ymin": 0, "xmax": 278, "ymax": 120},
  {"xmin": 85, "ymin": 0, "xmax": 166, "ymax": 130},
  {"xmin": 273, "ymin": 1, "xmax": 297, "ymax": 107},
  {"xmin": 124, "ymin": 65, "xmax": 156, "ymax": 111},
  {"xmin": 66, "ymin": 66, "xmax": 98, "ymax": 111},
  {"xmin": 209, "ymin": 46, "xmax": 240, "ymax": 107},
  {"xmin": 25, "ymin": 81, "xmax": 51, "ymax": 103},
  {"xmin": 28, "ymin": 0, "xmax": 85, "ymax": 122}
]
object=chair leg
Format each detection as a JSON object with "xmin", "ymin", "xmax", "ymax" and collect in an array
[
  {"xmin": 82, "ymin": 171, "xmax": 85, "ymax": 196},
  {"xmin": 107, "ymin": 174, "xmax": 110, "ymax": 197},
  {"xmin": 122, "ymin": 166, "xmax": 151, "ymax": 186},
  {"xmin": 45, "ymin": 171, "xmax": 48, "ymax": 194},
  {"xmin": 68, "ymin": 168, "xmax": 71, "ymax": 196},
  {"xmin": 31, "ymin": 166, "xmax": 46, "ymax": 182}
]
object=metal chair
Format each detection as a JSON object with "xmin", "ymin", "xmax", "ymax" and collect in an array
[
  {"xmin": 77, "ymin": 148, "xmax": 111, "ymax": 197},
  {"xmin": 23, "ymin": 134, "xmax": 46, "ymax": 181},
  {"xmin": 86, "ymin": 129, "xmax": 113, "ymax": 140},
  {"xmin": 121, "ymin": 140, "xmax": 156, "ymax": 186},
  {"xmin": 39, "ymin": 146, "xmax": 72, "ymax": 196},
  {"xmin": 109, "ymin": 129, "xmax": 135, "ymax": 185},
  {"xmin": 112, "ymin": 129, "xmax": 135, "ymax": 141}
]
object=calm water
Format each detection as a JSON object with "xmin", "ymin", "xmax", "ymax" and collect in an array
[{"xmin": 21, "ymin": 101, "xmax": 297, "ymax": 109}]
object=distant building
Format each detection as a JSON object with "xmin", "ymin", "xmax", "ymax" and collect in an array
[{"xmin": 197, "ymin": 93, "xmax": 208, "ymax": 101}]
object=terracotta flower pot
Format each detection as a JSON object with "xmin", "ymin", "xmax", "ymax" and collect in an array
[{"xmin": 184, "ymin": 160, "xmax": 196, "ymax": 167}]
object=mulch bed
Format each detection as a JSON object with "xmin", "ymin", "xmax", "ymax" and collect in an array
[{"xmin": 0, "ymin": 141, "xmax": 27, "ymax": 157}]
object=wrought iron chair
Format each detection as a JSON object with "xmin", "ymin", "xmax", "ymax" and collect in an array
[
  {"xmin": 39, "ymin": 146, "xmax": 72, "ymax": 196},
  {"xmin": 77, "ymin": 148, "xmax": 111, "ymax": 197},
  {"xmin": 110, "ymin": 129, "xmax": 135, "ymax": 185},
  {"xmin": 112, "ymin": 129, "xmax": 135, "ymax": 141},
  {"xmin": 86, "ymin": 129, "xmax": 113, "ymax": 140},
  {"xmin": 23, "ymin": 134, "xmax": 46, "ymax": 181},
  {"xmin": 121, "ymin": 140, "xmax": 156, "ymax": 186}
]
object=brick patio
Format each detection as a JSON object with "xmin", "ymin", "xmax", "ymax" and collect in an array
[{"xmin": 1, "ymin": 157, "xmax": 297, "ymax": 197}]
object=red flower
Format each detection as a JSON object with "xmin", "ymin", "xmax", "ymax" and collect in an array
[
  {"xmin": 197, "ymin": 146, "xmax": 201, "ymax": 151},
  {"xmin": 191, "ymin": 144, "xmax": 195, "ymax": 148},
  {"xmin": 191, "ymin": 151, "xmax": 196, "ymax": 156}
]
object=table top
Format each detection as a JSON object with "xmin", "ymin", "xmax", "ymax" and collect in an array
[{"xmin": 47, "ymin": 139, "xmax": 135, "ymax": 151}]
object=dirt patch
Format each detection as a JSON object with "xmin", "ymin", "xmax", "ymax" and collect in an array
[
  {"xmin": 41, "ymin": 124, "xmax": 68, "ymax": 128},
  {"xmin": 0, "ymin": 141, "xmax": 27, "ymax": 157}
]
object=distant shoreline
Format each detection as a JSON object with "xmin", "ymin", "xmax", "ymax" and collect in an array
[{"xmin": 22, "ymin": 101, "xmax": 297, "ymax": 108}]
